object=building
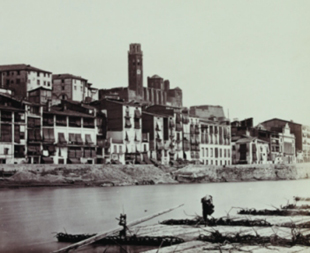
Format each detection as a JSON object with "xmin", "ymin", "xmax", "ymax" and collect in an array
[
  {"xmin": 232, "ymin": 136, "xmax": 269, "ymax": 164},
  {"xmin": 0, "ymin": 93, "xmax": 28, "ymax": 164},
  {"xmin": 260, "ymin": 118, "xmax": 302, "ymax": 156},
  {"xmin": 52, "ymin": 74, "xmax": 98, "ymax": 102},
  {"xmin": 190, "ymin": 105, "xmax": 226, "ymax": 121},
  {"xmin": 302, "ymin": 125, "xmax": 310, "ymax": 162},
  {"xmin": 91, "ymin": 99, "xmax": 145, "ymax": 164},
  {"xmin": 0, "ymin": 64, "xmax": 52, "ymax": 99},
  {"xmin": 28, "ymin": 86, "xmax": 52, "ymax": 105},
  {"xmin": 144, "ymin": 105, "xmax": 184, "ymax": 164},
  {"xmin": 40, "ymin": 100, "xmax": 104, "ymax": 164},
  {"xmin": 99, "ymin": 44, "xmax": 183, "ymax": 107},
  {"xmin": 200, "ymin": 119, "xmax": 231, "ymax": 166}
]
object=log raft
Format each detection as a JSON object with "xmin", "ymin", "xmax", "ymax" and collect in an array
[
  {"xmin": 134, "ymin": 210, "xmax": 310, "ymax": 252},
  {"xmin": 53, "ymin": 201, "xmax": 310, "ymax": 252}
]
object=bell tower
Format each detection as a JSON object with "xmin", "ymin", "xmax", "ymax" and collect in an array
[{"xmin": 128, "ymin": 43, "xmax": 143, "ymax": 98}]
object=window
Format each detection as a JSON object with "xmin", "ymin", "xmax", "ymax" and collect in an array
[
  {"xmin": 37, "ymin": 72, "xmax": 40, "ymax": 77},
  {"xmin": 37, "ymin": 80, "xmax": 40, "ymax": 85},
  {"xmin": 6, "ymin": 80, "xmax": 9, "ymax": 85},
  {"xmin": 210, "ymin": 148, "xmax": 213, "ymax": 157},
  {"xmin": 62, "ymin": 79, "xmax": 64, "ymax": 83},
  {"xmin": 227, "ymin": 149, "xmax": 230, "ymax": 157},
  {"xmin": 206, "ymin": 148, "xmax": 208, "ymax": 157},
  {"xmin": 4, "ymin": 148, "xmax": 9, "ymax": 155},
  {"xmin": 219, "ymin": 148, "xmax": 222, "ymax": 158},
  {"xmin": 206, "ymin": 160, "xmax": 208, "ymax": 165},
  {"xmin": 202, "ymin": 148, "xmax": 204, "ymax": 157},
  {"xmin": 44, "ymin": 81, "xmax": 46, "ymax": 86},
  {"xmin": 17, "ymin": 71, "xmax": 20, "ymax": 75},
  {"xmin": 47, "ymin": 82, "xmax": 50, "ymax": 87},
  {"xmin": 62, "ymin": 86, "xmax": 65, "ymax": 90},
  {"xmin": 74, "ymin": 86, "xmax": 77, "ymax": 90},
  {"xmin": 80, "ymin": 86, "xmax": 83, "ymax": 91},
  {"xmin": 16, "ymin": 79, "xmax": 20, "ymax": 84}
]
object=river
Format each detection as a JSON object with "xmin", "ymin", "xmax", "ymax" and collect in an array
[{"xmin": 0, "ymin": 179, "xmax": 309, "ymax": 253}]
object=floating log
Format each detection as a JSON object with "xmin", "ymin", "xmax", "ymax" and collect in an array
[{"xmin": 53, "ymin": 203, "xmax": 184, "ymax": 253}]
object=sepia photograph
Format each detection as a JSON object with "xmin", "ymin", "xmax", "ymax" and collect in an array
[{"xmin": 0, "ymin": 0, "xmax": 309, "ymax": 252}]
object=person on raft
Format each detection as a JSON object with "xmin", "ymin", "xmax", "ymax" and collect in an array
[
  {"xmin": 201, "ymin": 195, "xmax": 214, "ymax": 225},
  {"xmin": 118, "ymin": 214, "xmax": 127, "ymax": 239}
]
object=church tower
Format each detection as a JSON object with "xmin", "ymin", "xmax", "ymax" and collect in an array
[{"xmin": 128, "ymin": 43, "xmax": 143, "ymax": 98}]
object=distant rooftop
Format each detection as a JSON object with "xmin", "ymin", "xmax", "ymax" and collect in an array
[
  {"xmin": 150, "ymin": 74, "xmax": 162, "ymax": 79},
  {"xmin": 52, "ymin": 73, "xmax": 87, "ymax": 82},
  {"xmin": 0, "ymin": 64, "xmax": 51, "ymax": 74}
]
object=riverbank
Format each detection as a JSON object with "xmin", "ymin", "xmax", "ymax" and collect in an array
[{"xmin": 0, "ymin": 162, "xmax": 309, "ymax": 188}]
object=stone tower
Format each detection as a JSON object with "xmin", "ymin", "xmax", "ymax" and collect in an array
[{"xmin": 128, "ymin": 43, "xmax": 143, "ymax": 98}]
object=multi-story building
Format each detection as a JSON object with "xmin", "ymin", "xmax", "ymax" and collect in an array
[
  {"xmin": 91, "ymin": 99, "xmax": 144, "ymax": 164},
  {"xmin": 302, "ymin": 125, "xmax": 310, "ymax": 162},
  {"xmin": 142, "ymin": 112, "xmax": 165, "ymax": 164},
  {"xmin": 0, "ymin": 92, "xmax": 28, "ymax": 164},
  {"xmin": 52, "ymin": 74, "xmax": 98, "ymax": 102},
  {"xmin": 0, "ymin": 64, "xmax": 52, "ymax": 99},
  {"xmin": 144, "ymin": 104, "xmax": 184, "ymax": 164},
  {"xmin": 260, "ymin": 118, "xmax": 302, "ymax": 156},
  {"xmin": 200, "ymin": 119, "xmax": 231, "ymax": 166},
  {"xmin": 41, "ymin": 100, "xmax": 103, "ymax": 164},
  {"xmin": 232, "ymin": 136, "xmax": 269, "ymax": 164}
]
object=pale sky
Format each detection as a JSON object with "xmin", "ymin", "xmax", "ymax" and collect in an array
[{"xmin": 1, "ymin": 0, "xmax": 309, "ymax": 125}]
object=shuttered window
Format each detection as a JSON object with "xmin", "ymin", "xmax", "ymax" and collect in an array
[{"xmin": 1, "ymin": 124, "xmax": 12, "ymax": 142}]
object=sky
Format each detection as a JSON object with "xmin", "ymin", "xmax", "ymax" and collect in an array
[{"xmin": 0, "ymin": 0, "xmax": 309, "ymax": 125}]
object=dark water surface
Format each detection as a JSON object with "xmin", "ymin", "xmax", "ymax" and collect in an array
[{"xmin": 0, "ymin": 179, "xmax": 309, "ymax": 253}]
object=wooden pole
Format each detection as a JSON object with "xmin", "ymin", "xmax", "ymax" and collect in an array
[{"xmin": 53, "ymin": 203, "xmax": 184, "ymax": 253}]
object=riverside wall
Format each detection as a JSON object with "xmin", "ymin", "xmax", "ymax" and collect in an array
[{"xmin": 0, "ymin": 163, "xmax": 309, "ymax": 187}]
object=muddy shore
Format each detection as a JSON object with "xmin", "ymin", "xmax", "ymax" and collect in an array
[{"xmin": 0, "ymin": 163, "xmax": 309, "ymax": 188}]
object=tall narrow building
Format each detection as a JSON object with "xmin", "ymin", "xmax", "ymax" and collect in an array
[{"xmin": 128, "ymin": 43, "xmax": 143, "ymax": 98}]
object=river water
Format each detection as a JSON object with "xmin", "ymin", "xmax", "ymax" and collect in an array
[{"xmin": 0, "ymin": 179, "xmax": 309, "ymax": 253}]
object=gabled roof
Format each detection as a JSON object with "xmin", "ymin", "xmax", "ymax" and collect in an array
[
  {"xmin": 0, "ymin": 64, "xmax": 51, "ymax": 74},
  {"xmin": 260, "ymin": 118, "xmax": 302, "ymax": 126},
  {"xmin": 28, "ymin": 86, "xmax": 52, "ymax": 92},
  {"xmin": 52, "ymin": 73, "xmax": 87, "ymax": 82}
]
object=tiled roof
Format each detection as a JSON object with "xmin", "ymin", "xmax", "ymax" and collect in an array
[
  {"xmin": 52, "ymin": 73, "xmax": 87, "ymax": 82},
  {"xmin": 0, "ymin": 64, "xmax": 51, "ymax": 73}
]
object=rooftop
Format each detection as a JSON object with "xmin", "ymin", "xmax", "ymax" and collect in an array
[
  {"xmin": 0, "ymin": 64, "xmax": 52, "ymax": 74},
  {"xmin": 52, "ymin": 73, "xmax": 87, "ymax": 82}
]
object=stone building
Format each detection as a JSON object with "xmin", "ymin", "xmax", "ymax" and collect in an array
[
  {"xmin": 0, "ymin": 64, "xmax": 52, "ymax": 99},
  {"xmin": 99, "ymin": 44, "xmax": 183, "ymax": 108}
]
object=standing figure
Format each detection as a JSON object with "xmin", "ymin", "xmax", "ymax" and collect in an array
[
  {"xmin": 201, "ymin": 195, "xmax": 214, "ymax": 224},
  {"xmin": 118, "ymin": 214, "xmax": 127, "ymax": 239}
]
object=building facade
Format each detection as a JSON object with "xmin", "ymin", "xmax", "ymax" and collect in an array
[
  {"xmin": 52, "ymin": 74, "xmax": 98, "ymax": 102},
  {"xmin": 0, "ymin": 64, "xmax": 52, "ymax": 99}
]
